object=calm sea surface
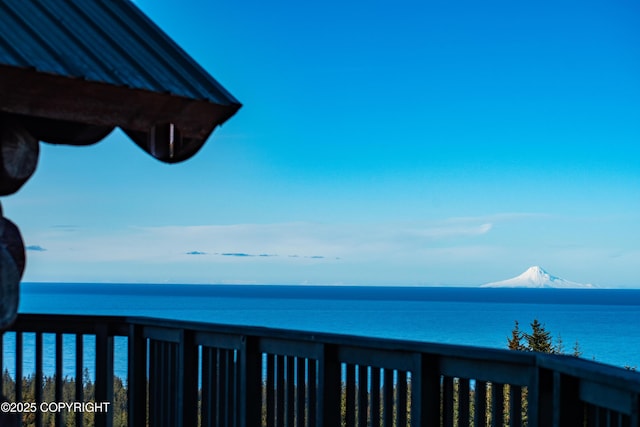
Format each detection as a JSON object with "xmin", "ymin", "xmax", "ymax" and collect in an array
[{"xmin": 4, "ymin": 283, "xmax": 640, "ymax": 379}]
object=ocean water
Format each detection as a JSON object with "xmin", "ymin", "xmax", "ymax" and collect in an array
[{"xmin": 3, "ymin": 283, "xmax": 640, "ymax": 379}]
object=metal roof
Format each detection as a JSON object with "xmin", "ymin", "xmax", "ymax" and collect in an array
[
  {"xmin": 0, "ymin": 0, "xmax": 238, "ymax": 106},
  {"xmin": 0, "ymin": 0, "xmax": 241, "ymax": 163}
]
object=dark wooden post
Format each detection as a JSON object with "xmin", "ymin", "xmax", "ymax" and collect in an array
[
  {"xmin": 179, "ymin": 330, "xmax": 198, "ymax": 427},
  {"xmin": 95, "ymin": 323, "xmax": 114, "ymax": 427},
  {"xmin": 554, "ymin": 372, "xmax": 582, "ymax": 426},
  {"xmin": 128, "ymin": 324, "xmax": 148, "ymax": 427},
  {"xmin": 529, "ymin": 366, "xmax": 554, "ymax": 427},
  {"xmin": 411, "ymin": 354, "xmax": 441, "ymax": 426},
  {"xmin": 317, "ymin": 344, "xmax": 341, "ymax": 427},
  {"xmin": 239, "ymin": 335, "xmax": 262, "ymax": 427}
]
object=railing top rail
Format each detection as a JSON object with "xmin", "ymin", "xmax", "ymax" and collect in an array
[
  {"xmin": 6, "ymin": 313, "xmax": 131, "ymax": 335},
  {"xmin": 538, "ymin": 352, "xmax": 640, "ymax": 392}
]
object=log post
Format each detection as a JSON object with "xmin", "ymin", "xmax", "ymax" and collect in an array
[
  {"xmin": 0, "ymin": 116, "xmax": 40, "ymax": 196},
  {"xmin": 0, "ymin": 202, "xmax": 24, "ymax": 329}
]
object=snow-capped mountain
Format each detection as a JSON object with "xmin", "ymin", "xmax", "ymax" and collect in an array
[{"xmin": 481, "ymin": 266, "xmax": 595, "ymax": 288}]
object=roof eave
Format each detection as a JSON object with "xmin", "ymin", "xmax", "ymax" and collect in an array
[{"xmin": 0, "ymin": 65, "xmax": 241, "ymax": 139}]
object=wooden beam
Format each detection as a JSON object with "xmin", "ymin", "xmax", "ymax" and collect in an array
[{"xmin": 0, "ymin": 65, "xmax": 240, "ymax": 141}]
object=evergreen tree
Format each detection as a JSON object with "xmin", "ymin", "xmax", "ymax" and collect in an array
[
  {"xmin": 508, "ymin": 319, "xmax": 587, "ymax": 357},
  {"xmin": 523, "ymin": 319, "xmax": 555, "ymax": 354},
  {"xmin": 507, "ymin": 320, "xmax": 526, "ymax": 351},
  {"xmin": 572, "ymin": 341, "xmax": 582, "ymax": 357},
  {"xmin": 555, "ymin": 333, "xmax": 565, "ymax": 354}
]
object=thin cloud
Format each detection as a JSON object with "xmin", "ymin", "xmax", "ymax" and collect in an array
[
  {"xmin": 50, "ymin": 225, "xmax": 79, "ymax": 232},
  {"xmin": 444, "ymin": 213, "xmax": 551, "ymax": 223},
  {"xmin": 132, "ymin": 218, "xmax": 504, "ymax": 262},
  {"xmin": 25, "ymin": 216, "xmax": 507, "ymax": 266},
  {"xmin": 26, "ymin": 245, "xmax": 47, "ymax": 252},
  {"xmin": 403, "ymin": 223, "xmax": 492, "ymax": 239}
]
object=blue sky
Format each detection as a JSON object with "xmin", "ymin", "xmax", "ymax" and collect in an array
[{"xmin": 4, "ymin": 0, "xmax": 640, "ymax": 286}]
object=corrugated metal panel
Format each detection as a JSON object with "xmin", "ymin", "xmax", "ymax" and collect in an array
[{"xmin": 0, "ymin": 0, "xmax": 239, "ymax": 107}]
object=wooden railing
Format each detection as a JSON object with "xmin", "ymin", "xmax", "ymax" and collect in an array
[{"xmin": 2, "ymin": 314, "xmax": 640, "ymax": 426}]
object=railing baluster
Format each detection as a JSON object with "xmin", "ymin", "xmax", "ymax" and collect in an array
[
  {"xmin": 509, "ymin": 384, "xmax": 522, "ymax": 427},
  {"xmin": 217, "ymin": 348, "xmax": 225, "ymax": 426},
  {"xmin": 295, "ymin": 357, "xmax": 305, "ymax": 427},
  {"xmin": 458, "ymin": 377, "xmax": 470, "ymax": 427},
  {"xmin": 55, "ymin": 333, "xmax": 63, "ymax": 427},
  {"xmin": 383, "ymin": 368, "xmax": 393, "ymax": 427},
  {"xmin": 171, "ymin": 341, "xmax": 178, "ymax": 426},
  {"xmin": 159, "ymin": 340, "xmax": 167, "ymax": 426},
  {"xmin": 604, "ymin": 407, "xmax": 611, "ymax": 426},
  {"xmin": 161, "ymin": 341, "xmax": 168, "ymax": 425},
  {"xmin": 443, "ymin": 376, "xmax": 454, "ymax": 427},
  {"xmin": 596, "ymin": 406, "xmax": 604, "ymax": 427},
  {"xmin": 162, "ymin": 341, "xmax": 170, "ymax": 426},
  {"xmin": 358, "ymin": 365, "xmax": 369, "ymax": 427},
  {"xmin": 308, "ymin": 358, "xmax": 317, "ymax": 427},
  {"xmin": 233, "ymin": 349, "xmax": 240, "ymax": 427},
  {"xmin": 15, "ymin": 332, "xmax": 22, "ymax": 402},
  {"xmin": 371, "ymin": 367, "xmax": 381, "ymax": 427},
  {"xmin": 287, "ymin": 356, "xmax": 295, "ymax": 426},
  {"xmin": 346, "ymin": 363, "xmax": 356, "ymax": 427},
  {"xmin": 267, "ymin": 353, "xmax": 275, "ymax": 427},
  {"xmin": 165, "ymin": 341, "xmax": 172, "ymax": 426},
  {"xmin": 149, "ymin": 339, "xmax": 160, "ymax": 424},
  {"xmin": 0, "ymin": 333, "xmax": 3, "ymax": 393},
  {"xmin": 224, "ymin": 349, "xmax": 233, "ymax": 427},
  {"xmin": 283, "ymin": 355, "xmax": 291, "ymax": 427},
  {"xmin": 475, "ymin": 380, "xmax": 487, "ymax": 427},
  {"xmin": 277, "ymin": 354, "xmax": 285, "ymax": 427},
  {"xmin": 491, "ymin": 383, "xmax": 504, "ymax": 427},
  {"xmin": 231, "ymin": 349, "xmax": 239, "ymax": 427},
  {"xmin": 75, "ymin": 334, "xmax": 84, "ymax": 427},
  {"xmin": 397, "ymin": 370, "xmax": 407, "ymax": 427},
  {"xmin": 149, "ymin": 340, "xmax": 158, "ymax": 426},
  {"xmin": 169, "ymin": 341, "xmax": 176, "ymax": 426},
  {"xmin": 201, "ymin": 347, "xmax": 213, "ymax": 427},
  {"xmin": 152, "ymin": 340, "xmax": 159, "ymax": 426},
  {"xmin": 35, "ymin": 332, "xmax": 43, "ymax": 427},
  {"xmin": 585, "ymin": 403, "xmax": 596, "ymax": 427}
]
